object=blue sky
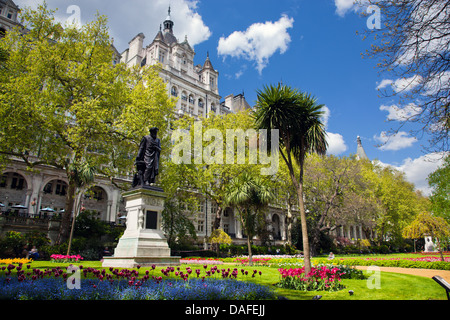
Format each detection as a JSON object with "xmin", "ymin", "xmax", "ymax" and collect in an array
[{"xmin": 13, "ymin": 0, "xmax": 446, "ymax": 195}]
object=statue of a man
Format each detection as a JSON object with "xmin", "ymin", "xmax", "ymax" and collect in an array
[{"xmin": 133, "ymin": 127, "xmax": 161, "ymax": 187}]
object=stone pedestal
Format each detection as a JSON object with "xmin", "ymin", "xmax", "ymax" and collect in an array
[{"xmin": 102, "ymin": 186, "xmax": 180, "ymax": 268}]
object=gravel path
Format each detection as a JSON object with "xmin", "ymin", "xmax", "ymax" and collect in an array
[{"xmin": 355, "ymin": 266, "xmax": 450, "ymax": 283}]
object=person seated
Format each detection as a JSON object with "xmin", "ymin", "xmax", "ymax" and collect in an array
[{"xmin": 29, "ymin": 246, "xmax": 39, "ymax": 260}]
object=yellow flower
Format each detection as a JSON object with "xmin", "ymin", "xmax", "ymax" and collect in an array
[{"xmin": 0, "ymin": 258, "xmax": 33, "ymax": 265}]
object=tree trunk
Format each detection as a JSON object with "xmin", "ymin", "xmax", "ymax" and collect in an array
[
  {"xmin": 434, "ymin": 236, "xmax": 445, "ymax": 262},
  {"xmin": 286, "ymin": 203, "xmax": 293, "ymax": 245},
  {"xmin": 247, "ymin": 236, "xmax": 253, "ymax": 266},
  {"xmin": 57, "ymin": 181, "xmax": 76, "ymax": 245},
  {"xmin": 297, "ymin": 182, "xmax": 311, "ymax": 275}
]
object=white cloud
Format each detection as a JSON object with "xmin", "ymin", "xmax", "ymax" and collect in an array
[
  {"xmin": 376, "ymin": 152, "xmax": 447, "ymax": 196},
  {"xmin": 326, "ymin": 132, "xmax": 348, "ymax": 155},
  {"xmin": 374, "ymin": 131, "xmax": 417, "ymax": 151},
  {"xmin": 334, "ymin": 0, "xmax": 358, "ymax": 17},
  {"xmin": 396, "ymin": 1, "xmax": 450, "ymax": 66},
  {"xmin": 380, "ymin": 103, "xmax": 422, "ymax": 122},
  {"xmin": 334, "ymin": 0, "xmax": 370, "ymax": 17},
  {"xmin": 14, "ymin": 0, "xmax": 211, "ymax": 51},
  {"xmin": 376, "ymin": 75, "xmax": 423, "ymax": 93},
  {"xmin": 321, "ymin": 106, "xmax": 348, "ymax": 155},
  {"xmin": 376, "ymin": 79, "xmax": 393, "ymax": 90},
  {"xmin": 217, "ymin": 14, "xmax": 294, "ymax": 74},
  {"xmin": 321, "ymin": 105, "xmax": 331, "ymax": 129}
]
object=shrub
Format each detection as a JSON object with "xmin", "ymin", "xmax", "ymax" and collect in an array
[{"xmin": 0, "ymin": 231, "xmax": 26, "ymax": 258}]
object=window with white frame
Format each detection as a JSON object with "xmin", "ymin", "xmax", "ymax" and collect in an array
[{"xmin": 197, "ymin": 220, "xmax": 204, "ymax": 232}]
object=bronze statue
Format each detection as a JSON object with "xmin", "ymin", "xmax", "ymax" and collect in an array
[{"xmin": 132, "ymin": 127, "xmax": 161, "ymax": 188}]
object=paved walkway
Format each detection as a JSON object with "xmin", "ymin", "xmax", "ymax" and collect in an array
[{"xmin": 355, "ymin": 266, "xmax": 450, "ymax": 283}]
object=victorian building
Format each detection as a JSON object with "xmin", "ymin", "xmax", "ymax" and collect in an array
[
  {"xmin": 0, "ymin": 0, "xmax": 20, "ymax": 37},
  {"xmin": 120, "ymin": 8, "xmax": 249, "ymax": 118},
  {"xmin": 0, "ymin": 4, "xmax": 281, "ymax": 246}
]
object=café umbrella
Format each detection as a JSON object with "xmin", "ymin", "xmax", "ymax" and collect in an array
[{"xmin": 11, "ymin": 205, "xmax": 27, "ymax": 209}]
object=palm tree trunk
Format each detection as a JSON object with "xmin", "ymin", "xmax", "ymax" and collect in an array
[
  {"xmin": 296, "ymin": 182, "xmax": 311, "ymax": 275},
  {"xmin": 283, "ymin": 149, "xmax": 312, "ymax": 276},
  {"xmin": 57, "ymin": 181, "xmax": 76, "ymax": 245},
  {"xmin": 240, "ymin": 212, "xmax": 253, "ymax": 266},
  {"xmin": 247, "ymin": 236, "xmax": 253, "ymax": 266}
]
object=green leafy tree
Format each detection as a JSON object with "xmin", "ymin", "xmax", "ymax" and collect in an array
[
  {"xmin": 254, "ymin": 83, "xmax": 327, "ymax": 274},
  {"xmin": 160, "ymin": 160, "xmax": 199, "ymax": 248},
  {"xmin": 428, "ymin": 155, "xmax": 450, "ymax": 222},
  {"xmin": 171, "ymin": 110, "xmax": 263, "ymax": 233},
  {"xmin": 368, "ymin": 162, "xmax": 430, "ymax": 245},
  {"xmin": 303, "ymin": 154, "xmax": 381, "ymax": 254},
  {"xmin": 0, "ymin": 4, "xmax": 175, "ymax": 243},
  {"xmin": 208, "ymin": 228, "xmax": 232, "ymax": 257},
  {"xmin": 224, "ymin": 172, "xmax": 274, "ymax": 265},
  {"xmin": 403, "ymin": 212, "xmax": 450, "ymax": 261}
]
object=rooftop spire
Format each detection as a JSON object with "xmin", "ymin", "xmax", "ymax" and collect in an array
[
  {"xmin": 163, "ymin": 6, "xmax": 174, "ymax": 34},
  {"xmin": 356, "ymin": 136, "xmax": 369, "ymax": 160}
]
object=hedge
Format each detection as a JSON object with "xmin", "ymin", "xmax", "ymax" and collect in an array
[{"xmin": 329, "ymin": 258, "xmax": 450, "ymax": 270}]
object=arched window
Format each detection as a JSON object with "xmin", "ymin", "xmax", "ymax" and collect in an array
[
  {"xmin": 188, "ymin": 94, "xmax": 194, "ymax": 104},
  {"xmin": 171, "ymin": 86, "xmax": 178, "ymax": 97},
  {"xmin": 198, "ymin": 99, "xmax": 204, "ymax": 108},
  {"xmin": 43, "ymin": 180, "xmax": 67, "ymax": 196}
]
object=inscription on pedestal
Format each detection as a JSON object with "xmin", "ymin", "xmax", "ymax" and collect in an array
[{"xmin": 145, "ymin": 210, "xmax": 158, "ymax": 230}]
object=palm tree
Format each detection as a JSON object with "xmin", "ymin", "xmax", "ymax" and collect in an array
[
  {"xmin": 254, "ymin": 83, "xmax": 327, "ymax": 275},
  {"xmin": 225, "ymin": 172, "xmax": 274, "ymax": 266},
  {"xmin": 57, "ymin": 158, "xmax": 96, "ymax": 248}
]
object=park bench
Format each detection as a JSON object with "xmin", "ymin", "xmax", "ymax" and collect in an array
[{"xmin": 432, "ymin": 276, "xmax": 450, "ymax": 300}]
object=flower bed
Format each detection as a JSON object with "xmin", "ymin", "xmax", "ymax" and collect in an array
[
  {"xmin": 0, "ymin": 258, "xmax": 33, "ymax": 265},
  {"xmin": 180, "ymin": 257, "xmax": 224, "ymax": 265},
  {"xmin": 0, "ymin": 263, "xmax": 276, "ymax": 300},
  {"xmin": 277, "ymin": 266, "xmax": 345, "ymax": 292},
  {"xmin": 0, "ymin": 276, "xmax": 275, "ymax": 300},
  {"xmin": 234, "ymin": 258, "xmax": 271, "ymax": 266},
  {"xmin": 50, "ymin": 254, "xmax": 83, "ymax": 263}
]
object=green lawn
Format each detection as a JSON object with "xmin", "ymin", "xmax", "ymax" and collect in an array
[{"xmin": 21, "ymin": 260, "xmax": 447, "ymax": 300}]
